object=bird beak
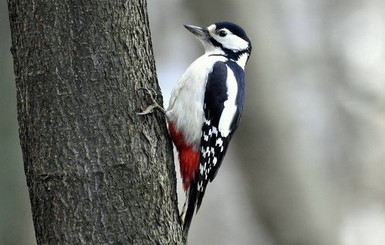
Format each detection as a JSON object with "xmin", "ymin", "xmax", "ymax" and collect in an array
[{"xmin": 184, "ymin": 24, "xmax": 210, "ymax": 41}]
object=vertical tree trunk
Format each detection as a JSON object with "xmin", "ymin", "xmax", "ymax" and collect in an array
[{"xmin": 8, "ymin": 0, "xmax": 183, "ymax": 244}]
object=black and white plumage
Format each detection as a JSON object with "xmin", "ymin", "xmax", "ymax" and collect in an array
[
  {"xmin": 138, "ymin": 21, "xmax": 252, "ymax": 234},
  {"xmin": 167, "ymin": 22, "xmax": 252, "ymax": 233},
  {"xmin": 196, "ymin": 59, "xmax": 246, "ymax": 209}
]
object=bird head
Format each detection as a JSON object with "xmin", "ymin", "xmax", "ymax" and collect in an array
[{"xmin": 184, "ymin": 22, "xmax": 252, "ymax": 66}]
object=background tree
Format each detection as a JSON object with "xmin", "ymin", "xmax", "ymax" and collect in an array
[{"xmin": 7, "ymin": 0, "xmax": 183, "ymax": 244}]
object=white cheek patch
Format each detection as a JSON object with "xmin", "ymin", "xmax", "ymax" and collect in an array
[{"xmin": 211, "ymin": 28, "xmax": 249, "ymax": 52}]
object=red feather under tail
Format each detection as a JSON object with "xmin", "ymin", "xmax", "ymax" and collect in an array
[{"xmin": 168, "ymin": 122, "xmax": 200, "ymax": 190}]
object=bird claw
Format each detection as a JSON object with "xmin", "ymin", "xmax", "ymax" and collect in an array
[
  {"xmin": 137, "ymin": 87, "xmax": 165, "ymax": 115},
  {"xmin": 137, "ymin": 87, "xmax": 158, "ymax": 104},
  {"xmin": 138, "ymin": 87, "xmax": 157, "ymax": 96},
  {"xmin": 137, "ymin": 104, "xmax": 158, "ymax": 115}
]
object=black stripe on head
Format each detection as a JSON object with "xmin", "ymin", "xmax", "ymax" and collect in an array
[
  {"xmin": 209, "ymin": 39, "xmax": 250, "ymax": 61},
  {"xmin": 209, "ymin": 22, "xmax": 252, "ymax": 61},
  {"xmin": 215, "ymin": 22, "xmax": 251, "ymax": 44}
]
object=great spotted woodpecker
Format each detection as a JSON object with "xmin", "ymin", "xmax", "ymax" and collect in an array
[{"xmin": 138, "ymin": 22, "xmax": 252, "ymax": 233}]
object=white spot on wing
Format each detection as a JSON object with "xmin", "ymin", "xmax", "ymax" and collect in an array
[
  {"xmin": 210, "ymin": 147, "xmax": 215, "ymax": 155},
  {"xmin": 203, "ymin": 133, "xmax": 209, "ymax": 141},
  {"xmin": 215, "ymin": 138, "xmax": 223, "ymax": 147},
  {"xmin": 213, "ymin": 157, "xmax": 218, "ymax": 166},
  {"xmin": 197, "ymin": 181, "xmax": 203, "ymax": 191},
  {"xmin": 212, "ymin": 126, "xmax": 218, "ymax": 136}
]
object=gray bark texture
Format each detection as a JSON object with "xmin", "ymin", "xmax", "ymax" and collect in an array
[{"xmin": 8, "ymin": 0, "xmax": 183, "ymax": 244}]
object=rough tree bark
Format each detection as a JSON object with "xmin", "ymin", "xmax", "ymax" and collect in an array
[{"xmin": 8, "ymin": 0, "xmax": 183, "ymax": 244}]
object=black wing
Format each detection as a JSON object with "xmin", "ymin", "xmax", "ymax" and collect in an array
[{"xmin": 183, "ymin": 60, "xmax": 246, "ymax": 232}]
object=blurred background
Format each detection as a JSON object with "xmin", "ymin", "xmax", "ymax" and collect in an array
[{"xmin": 2, "ymin": 0, "xmax": 385, "ymax": 244}]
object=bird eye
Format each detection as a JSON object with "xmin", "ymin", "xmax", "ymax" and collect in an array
[{"xmin": 217, "ymin": 30, "xmax": 227, "ymax": 37}]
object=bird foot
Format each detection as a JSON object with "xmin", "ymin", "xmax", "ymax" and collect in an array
[{"xmin": 137, "ymin": 87, "xmax": 165, "ymax": 115}]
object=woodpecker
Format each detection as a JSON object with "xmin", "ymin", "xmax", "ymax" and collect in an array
[{"xmin": 139, "ymin": 22, "xmax": 251, "ymax": 233}]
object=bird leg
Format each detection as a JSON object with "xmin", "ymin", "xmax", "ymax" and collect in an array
[{"xmin": 137, "ymin": 87, "xmax": 166, "ymax": 115}]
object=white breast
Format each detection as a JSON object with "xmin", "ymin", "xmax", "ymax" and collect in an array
[{"xmin": 167, "ymin": 54, "xmax": 227, "ymax": 147}]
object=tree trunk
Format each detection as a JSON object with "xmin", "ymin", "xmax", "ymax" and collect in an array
[{"xmin": 8, "ymin": 0, "xmax": 183, "ymax": 244}]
